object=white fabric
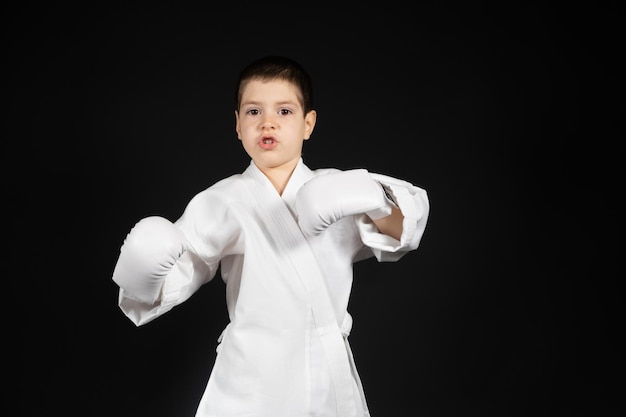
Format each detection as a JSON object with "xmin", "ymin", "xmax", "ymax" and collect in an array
[{"xmin": 116, "ymin": 158, "xmax": 429, "ymax": 417}]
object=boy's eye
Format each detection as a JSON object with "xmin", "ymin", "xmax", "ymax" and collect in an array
[
  {"xmin": 247, "ymin": 109, "xmax": 259, "ymax": 115},
  {"xmin": 279, "ymin": 109, "xmax": 292, "ymax": 115}
]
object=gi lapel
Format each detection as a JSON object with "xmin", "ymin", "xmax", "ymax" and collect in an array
[{"xmin": 243, "ymin": 160, "xmax": 358, "ymax": 417}]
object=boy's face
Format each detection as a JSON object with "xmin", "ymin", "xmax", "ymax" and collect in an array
[{"xmin": 235, "ymin": 79, "xmax": 316, "ymax": 174}]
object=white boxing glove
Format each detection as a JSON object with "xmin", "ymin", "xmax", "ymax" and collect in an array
[
  {"xmin": 112, "ymin": 216, "xmax": 188, "ymax": 304},
  {"xmin": 295, "ymin": 169, "xmax": 395, "ymax": 236}
]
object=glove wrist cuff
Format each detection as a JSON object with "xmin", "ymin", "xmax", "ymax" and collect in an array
[{"xmin": 366, "ymin": 182, "xmax": 397, "ymax": 220}]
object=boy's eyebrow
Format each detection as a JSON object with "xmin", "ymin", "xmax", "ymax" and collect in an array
[
  {"xmin": 274, "ymin": 100, "xmax": 299, "ymax": 107},
  {"xmin": 241, "ymin": 99, "xmax": 299, "ymax": 107}
]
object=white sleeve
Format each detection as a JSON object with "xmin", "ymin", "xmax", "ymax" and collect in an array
[
  {"xmin": 117, "ymin": 188, "xmax": 243, "ymax": 326},
  {"xmin": 118, "ymin": 250, "xmax": 218, "ymax": 326},
  {"xmin": 354, "ymin": 172, "xmax": 430, "ymax": 262}
]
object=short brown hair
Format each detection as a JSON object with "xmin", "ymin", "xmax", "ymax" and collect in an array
[{"xmin": 235, "ymin": 56, "xmax": 314, "ymax": 114}]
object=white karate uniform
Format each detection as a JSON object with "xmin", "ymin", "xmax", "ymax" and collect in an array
[{"xmin": 116, "ymin": 158, "xmax": 429, "ymax": 417}]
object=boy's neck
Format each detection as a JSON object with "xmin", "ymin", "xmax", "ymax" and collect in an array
[{"xmin": 257, "ymin": 159, "xmax": 299, "ymax": 196}]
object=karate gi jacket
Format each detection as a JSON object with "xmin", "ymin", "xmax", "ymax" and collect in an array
[{"xmin": 116, "ymin": 158, "xmax": 430, "ymax": 417}]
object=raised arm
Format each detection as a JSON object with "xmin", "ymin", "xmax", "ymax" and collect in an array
[{"xmin": 295, "ymin": 169, "xmax": 400, "ymax": 238}]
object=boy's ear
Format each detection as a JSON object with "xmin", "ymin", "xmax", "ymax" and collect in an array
[
  {"xmin": 304, "ymin": 110, "xmax": 317, "ymax": 140},
  {"xmin": 234, "ymin": 110, "xmax": 242, "ymax": 140}
]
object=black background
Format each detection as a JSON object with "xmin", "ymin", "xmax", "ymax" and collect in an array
[{"xmin": 9, "ymin": 3, "xmax": 622, "ymax": 416}]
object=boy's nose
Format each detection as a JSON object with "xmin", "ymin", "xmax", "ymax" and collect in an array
[{"xmin": 261, "ymin": 119, "xmax": 276, "ymax": 129}]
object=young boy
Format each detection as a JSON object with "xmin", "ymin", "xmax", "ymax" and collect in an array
[{"xmin": 112, "ymin": 55, "xmax": 430, "ymax": 417}]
